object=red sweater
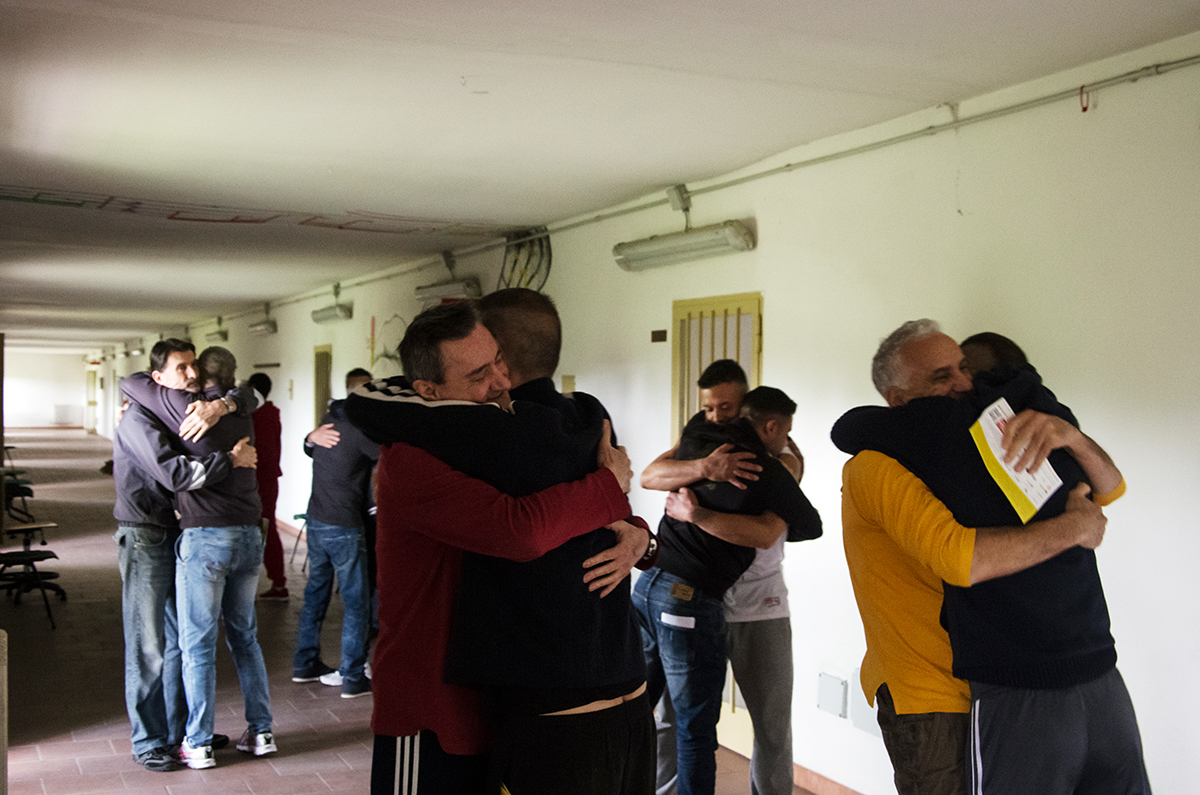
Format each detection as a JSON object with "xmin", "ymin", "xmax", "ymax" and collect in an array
[
  {"xmin": 370, "ymin": 442, "xmax": 631, "ymax": 754},
  {"xmin": 251, "ymin": 401, "xmax": 282, "ymax": 482}
]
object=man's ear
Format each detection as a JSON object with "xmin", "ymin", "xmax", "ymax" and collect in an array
[
  {"xmin": 753, "ymin": 418, "xmax": 775, "ymax": 445},
  {"xmin": 150, "ymin": 371, "xmax": 165, "ymax": 386},
  {"xmin": 884, "ymin": 386, "xmax": 906, "ymax": 407},
  {"xmin": 411, "ymin": 379, "xmax": 439, "ymax": 401}
]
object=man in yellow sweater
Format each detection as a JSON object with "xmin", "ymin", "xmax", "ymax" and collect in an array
[{"xmin": 840, "ymin": 319, "xmax": 1119, "ymax": 795}]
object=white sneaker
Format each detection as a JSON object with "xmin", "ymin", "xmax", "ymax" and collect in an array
[
  {"xmin": 319, "ymin": 671, "xmax": 344, "ymax": 687},
  {"xmin": 236, "ymin": 729, "xmax": 277, "ymax": 757},
  {"xmin": 178, "ymin": 739, "xmax": 215, "ymax": 769}
]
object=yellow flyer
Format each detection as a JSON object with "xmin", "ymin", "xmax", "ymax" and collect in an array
[{"xmin": 969, "ymin": 397, "xmax": 1063, "ymax": 523}]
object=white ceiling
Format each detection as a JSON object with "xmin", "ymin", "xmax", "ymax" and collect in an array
[{"xmin": 3, "ymin": 0, "xmax": 1199, "ymax": 351}]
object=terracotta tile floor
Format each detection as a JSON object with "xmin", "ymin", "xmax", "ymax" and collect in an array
[{"xmin": 2, "ymin": 428, "xmax": 800, "ymax": 794}]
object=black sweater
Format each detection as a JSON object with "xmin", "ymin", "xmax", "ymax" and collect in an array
[
  {"xmin": 656, "ymin": 412, "xmax": 823, "ymax": 599},
  {"xmin": 304, "ymin": 400, "xmax": 380, "ymax": 527},
  {"xmin": 346, "ymin": 376, "xmax": 645, "ymax": 712},
  {"xmin": 831, "ymin": 366, "xmax": 1117, "ymax": 688}
]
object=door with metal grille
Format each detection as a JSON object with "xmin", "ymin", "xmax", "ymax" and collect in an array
[
  {"xmin": 313, "ymin": 345, "xmax": 332, "ymax": 426},
  {"xmin": 670, "ymin": 292, "xmax": 762, "ymax": 436}
]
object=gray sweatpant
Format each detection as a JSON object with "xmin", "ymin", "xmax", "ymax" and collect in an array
[
  {"xmin": 726, "ymin": 618, "xmax": 795, "ymax": 795},
  {"xmin": 968, "ymin": 668, "xmax": 1151, "ymax": 795},
  {"xmin": 653, "ymin": 618, "xmax": 796, "ymax": 795}
]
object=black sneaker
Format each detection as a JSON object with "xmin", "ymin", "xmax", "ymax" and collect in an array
[
  {"xmin": 292, "ymin": 661, "xmax": 337, "ymax": 683},
  {"xmin": 133, "ymin": 747, "xmax": 183, "ymax": 772},
  {"xmin": 342, "ymin": 676, "xmax": 372, "ymax": 699},
  {"xmin": 211, "ymin": 733, "xmax": 230, "ymax": 750}
]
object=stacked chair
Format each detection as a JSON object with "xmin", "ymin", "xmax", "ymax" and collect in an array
[{"xmin": 2, "ymin": 444, "xmax": 65, "ymax": 629}]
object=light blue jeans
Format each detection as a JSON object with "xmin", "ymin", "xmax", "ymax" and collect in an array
[
  {"xmin": 176, "ymin": 525, "xmax": 272, "ymax": 746},
  {"xmin": 116, "ymin": 523, "xmax": 187, "ymax": 755},
  {"xmin": 633, "ymin": 568, "xmax": 728, "ymax": 795},
  {"xmin": 293, "ymin": 519, "xmax": 369, "ymax": 682}
]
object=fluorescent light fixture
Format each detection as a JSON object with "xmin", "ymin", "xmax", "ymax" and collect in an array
[
  {"xmin": 127, "ymin": 347, "xmax": 144, "ymax": 357},
  {"xmin": 415, "ymin": 279, "xmax": 480, "ymax": 309},
  {"xmin": 613, "ymin": 220, "xmax": 755, "ymax": 271},
  {"xmin": 248, "ymin": 319, "xmax": 277, "ymax": 335},
  {"xmin": 311, "ymin": 303, "xmax": 353, "ymax": 323},
  {"xmin": 205, "ymin": 329, "xmax": 229, "ymax": 343}
]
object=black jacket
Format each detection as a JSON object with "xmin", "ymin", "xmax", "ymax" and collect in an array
[
  {"xmin": 656, "ymin": 412, "xmax": 823, "ymax": 599},
  {"xmin": 304, "ymin": 400, "xmax": 380, "ymax": 528},
  {"xmin": 346, "ymin": 376, "xmax": 646, "ymax": 712}
]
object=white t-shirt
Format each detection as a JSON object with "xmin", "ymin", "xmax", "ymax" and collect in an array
[{"xmin": 723, "ymin": 534, "xmax": 789, "ymax": 623}]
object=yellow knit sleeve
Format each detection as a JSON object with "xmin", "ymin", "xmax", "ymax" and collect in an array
[
  {"xmin": 845, "ymin": 451, "xmax": 976, "ymax": 587},
  {"xmin": 1093, "ymin": 477, "xmax": 1126, "ymax": 507}
]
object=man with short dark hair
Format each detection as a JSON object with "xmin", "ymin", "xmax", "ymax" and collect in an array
[
  {"xmin": 642, "ymin": 359, "xmax": 765, "ymax": 493},
  {"xmin": 291, "ymin": 369, "xmax": 380, "ymax": 699},
  {"xmin": 304, "ymin": 367, "xmax": 382, "ymax": 632},
  {"xmin": 346, "ymin": 300, "xmax": 640, "ymax": 795},
  {"xmin": 834, "ymin": 319, "xmax": 1127, "ymax": 795},
  {"xmin": 114, "ymin": 338, "xmax": 255, "ymax": 772},
  {"xmin": 454, "ymin": 288, "xmax": 655, "ymax": 794},
  {"xmin": 958, "ymin": 331, "xmax": 1028, "ymax": 376},
  {"xmin": 639, "ymin": 362, "xmax": 812, "ymax": 795},
  {"xmin": 636, "ymin": 378, "xmax": 821, "ymax": 795},
  {"xmin": 720, "ymin": 386, "xmax": 805, "ymax": 795},
  {"xmin": 123, "ymin": 346, "xmax": 277, "ymax": 770}
]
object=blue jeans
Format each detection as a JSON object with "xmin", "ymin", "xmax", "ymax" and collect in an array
[
  {"xmin": 176, "ymin": 525, "xmax": 272, "ymax": 746},
  {"xmin": 293, "ymin": 519, "xmax": 369, "ymax": 681},
  {"xmin": 116, "ymin": 524, "xmax": 187, "ymax": 755},
  {"xmin": 633, "ymin": 569, "xmax": 727, "ymax": 795}
]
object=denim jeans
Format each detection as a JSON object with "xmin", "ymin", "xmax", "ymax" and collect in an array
[
  {"xmin": 176, "ymin": 525, "xmax": 272, "ymax": 746},
  {"xmin": 116, "ymin": 524, "xmax": 187, "ymax": 755},
  {"xmin": 293, "ymin": 519, "xmax": 369, "ymax": 681},
  {"xmin": 633, "ymin": 569, "xmax": 727, "ymax": 795}
]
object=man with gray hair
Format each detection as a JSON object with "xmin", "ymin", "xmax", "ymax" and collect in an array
[{"xmin": 836, "ymin": 319, "xmax": 1119, "ymax": 795}]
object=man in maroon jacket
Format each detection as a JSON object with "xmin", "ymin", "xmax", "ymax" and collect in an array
[{"xmin": 247, "ymin": 373, "xmax": 286, "ymax": 600}]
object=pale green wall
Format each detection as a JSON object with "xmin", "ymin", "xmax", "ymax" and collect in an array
[
  {"xmin": 190, "ymin": 31, "xmax": 1198, "ymax": 795},
  {"xmin": 537, "ymin": 32, "xmax": 1200, "ymax": 794}
]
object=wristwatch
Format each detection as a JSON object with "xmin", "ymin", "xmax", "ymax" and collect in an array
[
  {"xmin": 636, "ymin": 529, "xmax": 660, "ymax": 570},
  {"xmin": 221, "ymin": 395, "xmax": 237, "ymax": 414}
]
